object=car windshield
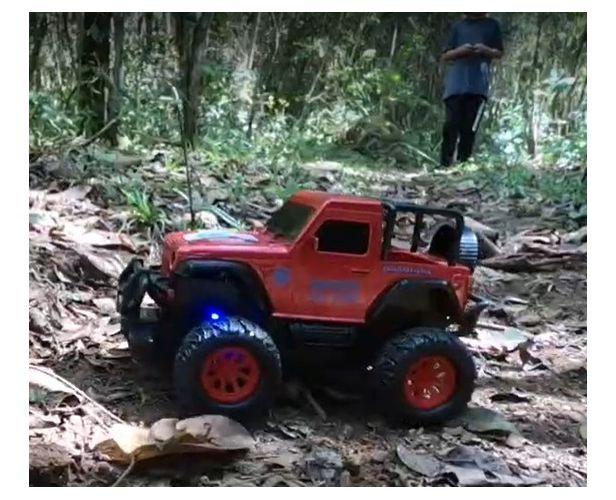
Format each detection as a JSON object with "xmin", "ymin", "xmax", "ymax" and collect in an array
[{"xmin": 265, "ymin": 201, "xmax": 315, "ymax": 241}]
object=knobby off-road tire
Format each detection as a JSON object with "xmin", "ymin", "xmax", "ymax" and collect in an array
[
  {"xmin": 371, "ymin": 328, "xmax": 476, "ymax": 426},
  {"xmin": 174, "ymin": 316, "xmax": 282, "ymax": 422}
]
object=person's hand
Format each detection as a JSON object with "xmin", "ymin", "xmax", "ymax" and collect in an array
[
  {"xmin": 457, "ymin": 43, "xmax": 475, "ymax": 57},
  {"xmin": 471, "ymin": 43, "xmax": 492, "ymax": 55}
]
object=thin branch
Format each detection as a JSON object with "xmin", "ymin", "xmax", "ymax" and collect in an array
[
  {"xmin": 111, "ymin": 455, "xmax": 136, "ymax": 487},
  {"xmin": 304, "ymin": 389, "xmax": 327, "ymax": 420},
  {"xmin": 29, "ymin": 365, "xmax": 125, "ymax": 426},
  {"xmin": 78, "ymin": 118, "xmax": 119, "ymax": 148}
]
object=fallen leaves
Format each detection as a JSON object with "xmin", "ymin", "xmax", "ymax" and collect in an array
[
  {"xmin": 489, "ymin": 390, "xmax": 531, "ymax": 404},
  {"xmin": 30, "ymin": 364, "xmax": 255, "ymax": 485},
  {"xmin": 464, "ymin": 326, "xmax": 532, "ymax": 360},
  {"xmin": 28, "ymin": 154, "xmax": 587, "ymax": 486},
  {"xmin": 303, "ymin": 447, "xmax": 344, "ymax": 485},
  {"xmin": 396, "ymin": 445, "xmax": 442, "ymax": 477},
  {"xmin": 454, "ymin": 407, "xmax": 519, "ymax": 436},
  {"xmin": 29, "ymin": 442, "xmax": 73, "ymax": 486},
  {"xmin": 29, "ymin": 365, "xmax": 124, "ymax": 427},
  {"xmin": 397, "ymin": 444, "xmax": 543, "ymax": 486},
  {"xmin": 54, "ymin": 225, "xmax": 138, "ymax": 252},
  {"xmin": 75, "ymin": 247, "xmax": 129, "ymax": 282},
  {"xmin": 95, "ymin": 415, "xmax": 254, "ymax": 464},
  {"xmin": 481, "ymin": 252, "xmax": 585, "ymax": 273},
  {"xmin": 447, "ymin": 406, "xmax": 527, "ymax": 449},
  {"xmin": 442, "ymin": 445, "xmax": 542, "ymax": 486},
  {"xmin": 480, "ymin": 227, "xmax": 586, "ymax": 273}
]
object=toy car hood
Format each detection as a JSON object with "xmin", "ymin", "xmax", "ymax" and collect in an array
[
  {"xmin": 183, "ymin": 228, "xmax": 261, "ymax": 244},
  {"xmin": 162, "ymin": 228, "xmax": 289, "ymax": 273}
]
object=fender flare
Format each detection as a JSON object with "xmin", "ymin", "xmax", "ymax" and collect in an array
[
  {"xmin": 172, "ymin": 259, "xmax": 272, "ymax": 322},
  {"xmin": 366, "ymin": 279, "xmax": 463, "ymax": 334}
]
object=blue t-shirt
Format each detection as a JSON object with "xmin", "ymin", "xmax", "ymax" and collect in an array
[{"xmin": 442, "ymin": 17, "xmax": 503, "ymax": 100}]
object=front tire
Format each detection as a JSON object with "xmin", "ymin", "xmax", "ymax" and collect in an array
[
  {"xmin": 174, "ymin": 316, "xmax": 281, "ymax": 422},
  {"xmin": 371, "ymin": 328, "xmax": 475, "ymax": 425}
]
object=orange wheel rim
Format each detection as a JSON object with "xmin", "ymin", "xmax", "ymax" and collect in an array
[
  {"xmin": 404, "ymin": 355, "xmax": 457, "ymax": 410},
  {"xmin": 200, "ymin": 347, "xmax": 261, "ymax": 404}
]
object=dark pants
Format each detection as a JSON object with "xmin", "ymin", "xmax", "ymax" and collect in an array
[{"xmin": 440, "ymin": 94, "xmax": 485, "ymax": 167}]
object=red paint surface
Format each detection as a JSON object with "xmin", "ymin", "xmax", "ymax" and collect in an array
[{"xmin": 161, "ymin": 191, "xmax": 472, "ymax": 324}]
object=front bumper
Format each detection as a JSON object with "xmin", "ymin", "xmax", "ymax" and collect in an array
[{"xmin": 117, "ymin": 258, "xmax": 169, "ymax": 361}]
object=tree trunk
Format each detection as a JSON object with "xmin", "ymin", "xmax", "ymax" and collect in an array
[
  {"xmin": 107, "ymin": 13, "xmax": 125, "ymax": 145},
  {"xmin": 247, "ymin": 12, "xmax": 261, "ymax": 70},
  {"xmin": 389, "ymin": 17, "xmax": 399, "ymax": 65},
  {"xmin": 246, "ymin": 13, "xmax": 263, "ymax": 139},
  {"xmin": 29, "ymin": 13, "xmax": 48, "ymax": 88},
  {"xmin": 51, "ymin": 20, "xmax": 63, "ymax": 89},
  {"xmin": 77, "ymin": 13, "xmax": 111, "ymax": 135},
  {"xmin": 59, "ymin": 13, "xmax": 77, "ymax": 77},
  {"xmin": 526, "ymin": 13, "xmax": 545, "ymax": 157},
  {"xmin": 143, "ymin": 12, "xmax": 154, "ymax": 54},
  {"xmin": 174, "ymin": 13, "xmax": 213, "ymax": 146}
]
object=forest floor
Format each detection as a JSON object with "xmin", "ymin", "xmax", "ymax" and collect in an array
[{"xmin": 28, "ymin": 150, "xmax": 587, "ymax": 486}]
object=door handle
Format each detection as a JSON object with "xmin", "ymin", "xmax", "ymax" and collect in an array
[{"xmin": 351, "ymin": 268, "xmax": 370, "ymax": 275}]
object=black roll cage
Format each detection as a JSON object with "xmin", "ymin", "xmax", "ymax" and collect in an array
[{"xmin": 381, "ymin": 199, "xmax": 464, "ymax": 265}]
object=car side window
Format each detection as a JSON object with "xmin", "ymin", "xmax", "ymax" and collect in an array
[{"xmin": 316, "ymin": 220, "xmax": 370, "ymax": 255}]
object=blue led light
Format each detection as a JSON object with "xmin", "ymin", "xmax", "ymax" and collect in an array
[{"xmin": 203, "ymin": 306, "xmax": 225, "ymax": 323}]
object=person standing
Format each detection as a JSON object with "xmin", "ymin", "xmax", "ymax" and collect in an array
[{"xmin": 440, "ymin": 13, "xmax": 503, "ymax": 167}]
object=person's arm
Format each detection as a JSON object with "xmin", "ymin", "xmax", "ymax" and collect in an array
[
  {"xmin": 441, "ymin": 23, "xmax": 474, "ymax": 62},
  {"xmin": 441, "ymin": 43, "xmax": 475, "ymax": 62},
  {"xmin": 471, "ymin": 43, "xmax": 502, "ymax": 60}
]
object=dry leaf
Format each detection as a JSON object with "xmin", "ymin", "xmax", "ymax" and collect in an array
[
  {"xmin": 441, "ymin": 445, "xmax": 542, "ymax": 486},
  {"xmin": 95, "ymin": 414, "xmax": 254, "ymax": 464},
  {"xmin": 93, "ymin": 297, "xmax": 117, "ymax": 315},
  {"xmin": 57, "ymin": 226, "xmax": 137, "ymax": 253},
  {"xmin": 396, "ymin": 444, "xmax": 443, "ymax": 477},
  {"xmin": 454, "ymin": 406, "xmax": 519, "ymax": 436},
  {"xmin": 76, "ymin": 248, "xmax": 126, "ymax": 281},
  {"xmin": 30, "ymin": 366, "xmax": 75, "ymax": 395},
  {"xmin": 489, "ymin": 390, "xmax": 531, "ymax": 403}
]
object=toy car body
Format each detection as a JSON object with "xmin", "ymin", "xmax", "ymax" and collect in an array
[{"xmin": 118, "ymin": 190, "xmax": 484, "ymax": 423}]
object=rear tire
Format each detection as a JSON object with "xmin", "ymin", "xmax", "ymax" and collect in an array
[
  {"xmin": 174, "ymin": 316, "xmax": 281, "ymax": 422},
  {"xmin": 371, "ymin": 328, "xmax": 475, "ymax": 425}
]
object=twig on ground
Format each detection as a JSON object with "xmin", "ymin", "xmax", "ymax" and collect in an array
[
  {"xmin": 476, "ymin": 321, "xmax": 508, "ymax": 331},
  {"xmin": 481, "ymin": 254, "xmax": 585, "ymax": 272},
  {"xmin": 111, "ymin": 455, "xmax": 135, "ymax": 487},
  {"xmin": 78, "ymin": 118, "xmax": 119, "ymax": 148},
  {"xmin": 29, "ymin": 365, "xmax": 125, "ymax": 426},
  {"xmin": 305, "ymin": 389, "xmax": 327, "ymax": 420}
]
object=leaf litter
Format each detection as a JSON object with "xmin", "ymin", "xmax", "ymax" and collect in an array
[{"xmin": 29, "ymin": 153, "xmax": 586, "ymax": 486}]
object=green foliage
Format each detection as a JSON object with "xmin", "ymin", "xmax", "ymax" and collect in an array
[
  {"xmin": 121, "ymin": 186, "xmax": 167, "ymax": 230},
  {"xmin": 29, "ymin": 13, "xmax": 586, "ymax": 211},
  {"xmin": 462, "ymin": 155, "xmax": 586, "ymax": 208},
  {"xmin": 29, "ymin": 92, "xmax": 79, "ymax": 148},
  {"xmin": 541, "ymin": 123, "xmax": 587, "ymax": 168}
]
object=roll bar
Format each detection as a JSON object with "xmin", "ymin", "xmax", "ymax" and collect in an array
[{"xmin": 381, "ymin": 199, "xmax": 465, "ymax": 265}]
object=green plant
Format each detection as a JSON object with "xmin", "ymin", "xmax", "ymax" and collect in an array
[
  {"xmin": 463, "ymin": 153, "xmax": 586, "ymax": 208},
  {"xmin": 29, "ymin": 92, "xmax": 79, "ymax": 148},
  {"xmin": 121, "ymin": 186, "xmax": 167, "ymax": 230}
]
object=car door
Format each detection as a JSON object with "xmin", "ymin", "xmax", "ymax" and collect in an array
[{"xmin": 290, "ymin": 209, "xmax": 382, "ymax": 323}]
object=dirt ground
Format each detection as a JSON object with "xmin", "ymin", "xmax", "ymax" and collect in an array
[{"xmin": 28, "ymin": 155, "xmax": 586, "ymax": 486}]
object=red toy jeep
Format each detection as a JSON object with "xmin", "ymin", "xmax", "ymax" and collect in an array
[{"xmin": 118, "ymin": 190, "xmax": 485, "ymax": 424}]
